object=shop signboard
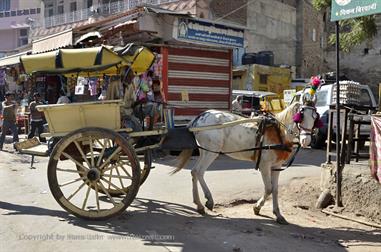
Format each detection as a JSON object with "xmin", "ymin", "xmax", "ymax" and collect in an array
[
  {"xmin": 283, "ymin": 89, "xmax": 296, "ymax": 104},
  {"xmin": 174, "ymin": 18, "xmax": 244, "ymax": 48},
  {"xmin": 331, "ymin": 0, "xmax": 381, "ymax": 21}
]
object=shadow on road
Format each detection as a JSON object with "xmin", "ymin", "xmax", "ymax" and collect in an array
[{"xmin": 1, "ymin": 198, "xmax": 379, "ymax": 251}]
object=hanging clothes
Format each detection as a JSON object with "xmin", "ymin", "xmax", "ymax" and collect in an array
[{"xmin": 106, "ymin": 76, "xmax": 121, "ymax": 100}]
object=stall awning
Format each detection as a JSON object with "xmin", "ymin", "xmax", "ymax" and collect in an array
[
  {"xmin": 0, "ymin": 51, "xmax": 31, "ymax": 67},
  {"xmin": 32, "ymin": 29, "xmax": 73, "ymax": 54}
]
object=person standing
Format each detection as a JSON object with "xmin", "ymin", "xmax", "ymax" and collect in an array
[
  {"xmin": 28, "ymin": 92, "xmax": 46, "ymax": 142},
  {"xmin": 0, "ymin": 92, "xmax": 19, "ymax": 150}
]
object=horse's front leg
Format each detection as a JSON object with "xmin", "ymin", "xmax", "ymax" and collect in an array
[
  {"xmin": 254, "ymin": 162, "xmax": 272, "ymax": 215},
  {"xmin": 271, "ymin": 169, "xmax": 288, "ymax": 225}
]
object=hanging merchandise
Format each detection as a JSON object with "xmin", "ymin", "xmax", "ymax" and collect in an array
[
  {"xmin": 88, "ymin": 77, "xmax": 98, "ymax": 96},
  {"xmin": 75, "ymin": 77, "xmax": 86, "ymax": 95},
  {"xmin": 153, "ymin": 53, "xmax": 162, "ymax": 79},
  {"xmin": 106, "ymin": 75, "xmax": 121, "ymax": 100},
  {"xmin": 0, "ymin": 69, "xmax": 5, "ymax": 100}
]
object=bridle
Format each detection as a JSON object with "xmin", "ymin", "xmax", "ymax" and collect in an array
[{"xmin": 293, "ymin": 104, "xmax": 320, "ymax": 137}]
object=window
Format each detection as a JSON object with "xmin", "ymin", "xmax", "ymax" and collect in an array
[
  {"xmin": 87, "ymin": 0, "xmax": 93, "ymax": 8},
  {"xmin": 57, "ymin": 5, "xmax": 64, "ymax": 14},
  {"xmin": 70, "ymin": 2, "xmax": 77, "ymax": 12},
  {"xmin": 259, "ymin": 74, "xmax": 268, "ymax": 84},
  {"xmin": 315, "ymin": 90, "xmax": 329, "ymax": 107},
  {"xmin": 18, "ymin": 28, "xmax": 29, "ymax": 47},
  {"xmin": 48, "ymin": 8, "xmax": 53, "ymax": 17},
  {"xmin": 358, "ymin": 89, "xmax": 372, "ymax": 107},
  {"xmin": 0, "ymin": 0, "xmax": 10, "ymax": 12},
  {"xmin": 363, "ymin": 48, "xmax": 369, "ymax": 55}
]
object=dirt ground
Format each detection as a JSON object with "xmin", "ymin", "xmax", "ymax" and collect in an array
[{"xmin": 212, "ymin": 173, "xmax": 381, "ymax": 252}]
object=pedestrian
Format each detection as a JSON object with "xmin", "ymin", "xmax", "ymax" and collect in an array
[
  {"xmin": 28, "ymin": 92, "xmax": 46, "ymax": 142},
  {"xmin": 0, "ymin": 92, "xmax": 19, "ymax": 151},
  {"xmin": 232, "ymin": 95, "xmax": 243, "ymax": 113}
]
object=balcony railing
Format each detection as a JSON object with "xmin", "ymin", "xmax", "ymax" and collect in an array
[{"xmin": 44, "ymin": 0, "xmax": 179, "ymax": 28}]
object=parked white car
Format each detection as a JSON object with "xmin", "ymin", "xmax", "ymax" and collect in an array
[{"xmin": 292, "ymin": 82, "xmax": 377, "ymax": 148}]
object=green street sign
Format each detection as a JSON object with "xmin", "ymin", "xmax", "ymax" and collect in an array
[{"xmin": 331, "ymin": 0, "xmax": 381, "ymax": 21}]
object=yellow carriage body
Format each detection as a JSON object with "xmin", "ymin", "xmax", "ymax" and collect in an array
[{"xmin": 37, "ymin": 100, "xmax": 123, "ymax": 136}]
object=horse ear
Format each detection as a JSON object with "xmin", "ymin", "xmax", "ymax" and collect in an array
[{"xmin": 292, "ymin": 103, "xmax": 301, "ymax": 115}]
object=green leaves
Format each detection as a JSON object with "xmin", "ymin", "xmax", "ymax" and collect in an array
[
  {"xmin": 312, "ymin": 0, "xmax": 331, "ymax": 10},
  {"xmin": 312, "ymin": 0, "xmax": 377, "ymax": 52}
]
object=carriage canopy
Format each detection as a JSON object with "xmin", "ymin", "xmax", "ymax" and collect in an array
[{"xmin": 20, "ymin": 44, "xmax": 155, "ymax": 76}]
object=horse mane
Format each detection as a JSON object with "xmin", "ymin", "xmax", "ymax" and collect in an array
[{"xmin": 276, "ymin": 102, "xmax": 300, "ymax": 125}]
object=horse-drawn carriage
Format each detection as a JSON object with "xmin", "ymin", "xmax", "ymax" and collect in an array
[
  {"xmin": 17, "ymin": 45, "xmax": 320, "ymax": 223},
  {"xmin": 19, "ymin": 44, "xmax": 166, "ymax": 220}
]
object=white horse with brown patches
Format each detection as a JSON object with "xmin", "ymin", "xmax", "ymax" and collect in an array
[{"xmin": 173, "ymin": 102, "xmax": 319, "ymax": 224}]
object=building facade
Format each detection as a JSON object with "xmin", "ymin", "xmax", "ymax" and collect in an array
[
  {"xmin": 41, "ymin": 0, "xmax": 180, "ymax": 28},
  {"xmin": 1, "ymin": 0, "xmax": 326, "ymax": 80},
  {"xmin": 205, "ymin": 0, "xmax": 325, "ymax": 78},
  {"xmin": 0, "ymin": 0, "xmax": 43, "ymax": 56}
]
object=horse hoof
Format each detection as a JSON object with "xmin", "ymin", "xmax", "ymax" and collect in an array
[
  {"xmin": 197, "ymin": 208, "xmax": 206, "ymax": 215},
  {"xmin": 205, "ymin": 200, "xmax": 214, "ymax": 211},
  {"xmin": 276, "ymin": 216, "xmax": 289, "ymax": 225},
  {"xmin": 253, "ymin": 206, "xmax": 261, "ymax": 215}
]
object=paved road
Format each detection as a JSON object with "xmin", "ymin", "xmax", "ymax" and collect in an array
[{"xmin": 0, "ymin": 144, "xmax": 326, "ymax": 252}]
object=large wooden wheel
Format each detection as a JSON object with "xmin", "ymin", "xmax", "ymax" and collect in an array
[
  {"xmin": 47, "ymin": 127, "xmax": 141, "ymax": 220},
  {"xmin": 74, "ymin": 140, "xmax": 152, "ymax": 197}
]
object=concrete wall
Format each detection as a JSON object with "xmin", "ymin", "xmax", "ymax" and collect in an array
[
  {"xmin": 300, "ymin": 0, "xmax": 324, "ymax": 78},
  {"xmin": 0, "ymin": 29, "xmax": 17, "ymax": 51},
  {"xmin": 246, "ymin": 0, "xmax": 297, "ymax": 66},
  {"xmin": 18, "ymin": 0, "xmax": 42, "ymax": 9},
  {"xmin": 209, "ymin": 0, "xmax": 247, "ymax": 26}
]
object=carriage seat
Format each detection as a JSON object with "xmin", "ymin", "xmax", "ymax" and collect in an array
[{"xmin": 14, "ymin": 137, "xmax": 49, "ymax": 168}]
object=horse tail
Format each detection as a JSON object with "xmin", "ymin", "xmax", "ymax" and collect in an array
[{"xmin": 171, "ymin": 149, "xmax": 193, "ymax": 175}]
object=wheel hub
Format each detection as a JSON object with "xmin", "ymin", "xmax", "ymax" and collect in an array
[{"xmin": 87, "ymin": 168, "xmax": 100, "ymax": 181}]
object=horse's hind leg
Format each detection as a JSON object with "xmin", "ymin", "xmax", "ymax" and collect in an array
[
  {"xmin": 271, "ymin": 169, "xmax": 288, "ymax": 225},
  {"xmin": 254, "ymin": 162, "xmax": 272, "ymax": 216},
  {"xmin": 196, "ymin": 151, "xmax": 218, "ymax": 211},
  {"xmin": 190, "ymin": 157, "xmax": 206, "ymax": 214}
]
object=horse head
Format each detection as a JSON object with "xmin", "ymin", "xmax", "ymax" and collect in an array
[{"xmin": 292, "ymin": 92, "xmax": 323, "ymax": 148}]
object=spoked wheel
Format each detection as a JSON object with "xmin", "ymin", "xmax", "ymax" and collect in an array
[
  {"xmin": 74, "ymin": 142, "xmax": 152, "ymax": 197},
  {"xmin": 47, "ymin": 127, "xmax": 141, "ymax": 220}
]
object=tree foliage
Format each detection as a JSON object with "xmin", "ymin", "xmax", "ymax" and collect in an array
[{"xmin": 312, "ymin": 0, "xmax": 377, "ymax": 52}]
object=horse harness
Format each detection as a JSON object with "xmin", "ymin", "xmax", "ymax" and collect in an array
[{"xmin": 194, "ymin": 115, "xmax": 300, "ymax": 171}]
